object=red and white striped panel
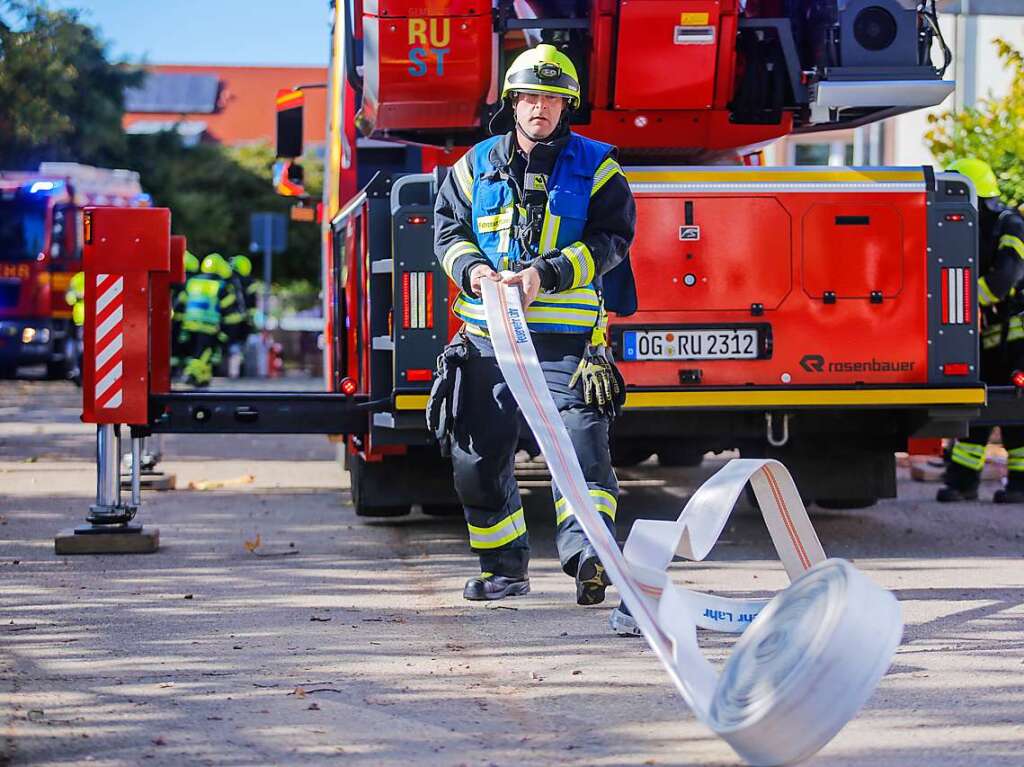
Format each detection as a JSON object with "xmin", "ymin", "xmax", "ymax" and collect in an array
[
  {"xmin": 94, "ymin": 274, "xmax": 125, "ymax": 409},
  {"xmin": 401, "ymin": 271, "xmax": 433, "ymax": 329},
  {"xmin": 940, "ymin": 267, "xmax": 971, "ymax": 325}
]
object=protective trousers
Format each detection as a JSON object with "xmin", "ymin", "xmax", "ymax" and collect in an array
[
  {"xmin": 946, "ymin": 342, "xmax": 1024, "ymax": 490},
  {"xmin": 451, "ymin": 332, "xmax": 618, "ymax": 576},
  {"xmin": 179, "ymin": 330, "xmax": 217, "ymax": 386}
]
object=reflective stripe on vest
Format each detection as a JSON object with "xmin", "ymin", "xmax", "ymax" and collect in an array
[
  {"xmin": 982, "ymin": 315, "xmax": 1024, "ymax": 349},
  {"xmin": 455, "ymin": 133, "xmax": 611, "ymax": 334},
  {"xmin": 184, "ymin": 276, "xmax": 221, "ymax": 328}
]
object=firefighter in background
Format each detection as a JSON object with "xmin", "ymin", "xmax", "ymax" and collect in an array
[
  {"xmin": 64, "ymin": 271, "xmax": 85, "ymax": 385},
  {"xmin": 431, "ymin": 44, "xmax": 636, "ymax": 603},
  {"xmin": 178, "ymin": 253, "xmax": 244, "ymax": 387},
  {"xmin": 229, "ymin": 254, "xmax": 259, "ymax": 330},
  {"xmin": 223, "ymin": 255, "xmax": 258, "ymax": 377},
  {"xmin": 171, "ymin": 251, "xmax": 200, "ymax": 375},
  {"xmin": 938, "ymin": 158, "xmax": 1024, "ymax": 504}
]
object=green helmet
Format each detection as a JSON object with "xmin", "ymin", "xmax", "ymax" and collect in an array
[
  {"xmin": 502, "ymin": 44, "xmax": 581, "ymax": 109},
  {"xmin": 948, "ymin": 158, "xmax": 1000, "ymax": 199},
  {"xmin": 230, "ymin": 254, "xmax": 253, "ymax": 278},
  {"xmin": 201, "ymin": 253, "xmax": 232, "ymax": 280},
  {"xmin": 184, "ymin": 251, "xmax": 200, "ymax": 274}
]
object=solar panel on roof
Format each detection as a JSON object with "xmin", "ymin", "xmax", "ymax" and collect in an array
[{"xmin": 124, "ymin": 72, "xmax": 221, "ymax": 114}]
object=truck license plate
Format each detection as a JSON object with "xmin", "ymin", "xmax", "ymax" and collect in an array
[{"xmin": 622, "ymin": 328, "xmax": 759, "ymax": 361}]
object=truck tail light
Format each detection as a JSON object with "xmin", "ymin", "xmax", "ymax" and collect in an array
[
  {"xmin": 942, "ymin": 363, "xmax": 970, "ymax": 376},
  {"xmin": 406, "ymin": 368, "xmax": 432, "ymax": 382},
  {"xmin": 401, "ymin": 271, "xmax": 433, "ymax": 330},
  {"xmin": 1013, "ymin": 370, "xmax": 1024, "ymax": 389},
  {"xmin": 940, "ymin": 267, "xmax": 971, "ymax": 325},
  {"xmin": 340, "ymin": 377, "xmax": 358, "ymax": 395}
]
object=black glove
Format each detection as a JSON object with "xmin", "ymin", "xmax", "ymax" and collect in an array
[
  {"xmin": 426, "ymin": 332, "xmax": 472, "ymax": 456},
  {"xmin": 569, "ymin": 344, "xmax": 626, "ymax": 418}
]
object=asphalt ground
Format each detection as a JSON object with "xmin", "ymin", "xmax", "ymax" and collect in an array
[{"xmin": 1, "ymin": 376, "xmax": 1023, "ymax": 766}]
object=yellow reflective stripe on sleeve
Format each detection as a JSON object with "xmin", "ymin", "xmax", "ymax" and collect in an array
[
  {"xmin": 591, "ymin": 157, "xmax": 623, "ymax": 197},
  {"xmin": 1008, "ymin": 447, "xmax": 1024, "ymax": 471},
  {"xmin": 978, "ymin": 277, "xmax": 999, "ymax": 307},
  {"xmin": 951, "ymin": 441, "xmax": 986, "ymax": 471},
  {"xmin": 452, "ymin": 295, "xmax": 486, "ymax": 319},
  {"xmin": 539, "ymin": 211, "xmax": 561, "ymax": 253},
  {"xmin": 442, "ymin": 241, "xmax": 482, "ymax": 280},
  {"xmin": 999, "ymin": 234, "xmax": 1024, "ymax": 260},
  {"xmin": 555, "ymin": 489, "xmax": 618, "ymax": 525},
  {"xmin": 452, "ymin": 155, "xmax": 474, "ymax": 203},
  {"xmin": 467, "ymin": 508, "xmax": 527, "ymax": 549},
  {"xmin": 563, "ymin": 241, "xmax": 595, "ymax": 288}
]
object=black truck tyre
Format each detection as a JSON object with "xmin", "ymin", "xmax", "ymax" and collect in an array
[
  {"xmin": 610, "ymin": 437, "xmax": 654, "ymax": 467},
  {"xmin": 347, "ymin": 446, "xmax": 460, "ymax": 518},
  {"xmin": 739, "ymin": 437, "xmax": 894, "ymax": 510},
  {"xmin": 45, "ymin": 335, "xmax": 77, "ymax": 381},
  {"xmin": 657, "ymin": 443, "xmax": 706, "ymax": 467}
]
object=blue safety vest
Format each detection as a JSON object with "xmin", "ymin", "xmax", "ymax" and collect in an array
[{"xmin": 452, "ymin": 132, "xmax": 611, "ymax": 334}]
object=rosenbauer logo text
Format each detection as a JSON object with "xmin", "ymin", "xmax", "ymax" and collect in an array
[{"xmin": 799, "ymin": 354, "xmax": 914, "ymax": 373}]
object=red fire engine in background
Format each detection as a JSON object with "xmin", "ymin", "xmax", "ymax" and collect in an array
[
  {"xmin": 0, "ymin": 163, "xmax": 150, "ymax": 379},
  {"xmin": 263, "ymin": 0, "xmax": 985, "ymax": 515}
]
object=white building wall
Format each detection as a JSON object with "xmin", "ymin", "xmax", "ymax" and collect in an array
[{"xmin": 888, "ymin": 13, "xmax": 1024, "ymax": 166}]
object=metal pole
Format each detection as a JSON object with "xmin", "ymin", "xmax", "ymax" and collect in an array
[
  {"xmin": 131, "ymin": 437, "xmax": 142, "ymax": 507},
  {"xmin": 263, "ymin": 215, "xmax": 272, "ymax": 332},
  {"xmin": 96, "ymin": 424, "xmax": 119, "ymax": 508}
]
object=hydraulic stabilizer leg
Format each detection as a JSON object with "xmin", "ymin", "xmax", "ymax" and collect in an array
[
  {"xmin": 54, "ymin": 424, "xmax": 160, "ymax": 554},
  {"xmin": 121, "ymin": 433, "xmax": 176, "ymax": 491}
]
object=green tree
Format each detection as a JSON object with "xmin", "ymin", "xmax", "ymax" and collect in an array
[
  {"xmin": 0, "ymin": 0, "xmax": 141, "ymax": 168},
  {"xmin": 925, "ymin": 38, "xmax": 1024, "ymax": 207},
  {"xmin": 121, "ymin": 133, "xmax": 323, "ymax": 284}
]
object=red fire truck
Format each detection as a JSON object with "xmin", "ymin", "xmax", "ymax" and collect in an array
[
  {"xmin": 262, "ymin": 0, "xmax": 985, "ymax": 515},
  {"xmin": 108, "ymin": 0, "xmax": 982, "ymax": 520},
  {"xmin": 0, "ymin": 163, "xmax": 150, "ymax": 378}
]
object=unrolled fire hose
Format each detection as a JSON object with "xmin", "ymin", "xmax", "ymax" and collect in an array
[{"xmin": 480, "ymin": 279, "xmax": 903, "ymax": 766}]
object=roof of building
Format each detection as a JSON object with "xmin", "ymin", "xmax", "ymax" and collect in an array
[
  {"xmin": 123, "ymin": 64, "xmax": 328, "ymax": 147},
  {"xmin": 125, "ymin": 72, "xmax": 221, "ymax": 114}
]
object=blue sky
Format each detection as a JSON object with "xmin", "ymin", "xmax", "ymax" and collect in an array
[{"xmin": 50, "ymin": 1, "xmax": 331, "ymax": 66}]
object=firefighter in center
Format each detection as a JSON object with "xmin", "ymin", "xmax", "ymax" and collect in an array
[
  {"xmin": 430, "ymin": 44, "xmax": 638, "ymax": 604},
  {"xmin": 938, "ymin": 158, "xmax": 1024, "ymax": 504}
]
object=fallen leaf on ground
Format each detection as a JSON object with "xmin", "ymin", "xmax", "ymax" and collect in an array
[
  {"xmin": 188, "ymin": 474, "xmax": 255, "ymax": 491},
  {"xmin": 293, "ymin": 687, "xmax": 307, "ymax": 698},
  {"xmin": 243, "ymin": 533, "xmax": 262, "ymax": 553}
]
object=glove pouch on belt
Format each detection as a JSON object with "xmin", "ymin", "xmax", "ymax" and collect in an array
[
  {"xmin": 480, "ymin": 280, "xmax": 903, "ymax": 767},
  {"xmin": 426, "ymin": 332, "xmax": 470, "ymax": 457}
]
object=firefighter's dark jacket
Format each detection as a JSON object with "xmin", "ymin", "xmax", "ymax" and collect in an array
[
  {"xmin": 977, "ymin": 197, "xmax": 1024, "ymax": 311},
  {"xmin": 433, "ymin": 130, "xmax": 636, "ymax": 312}
]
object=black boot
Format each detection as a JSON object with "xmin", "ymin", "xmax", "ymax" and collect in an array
[
  {"xmin": 463, "ymin": 548, "xmax": 530, "ymax": 601},
  {"xmin": 936, "ymin": 485, "xmax": 979, "ymax": 502},
  {"xmin": 993, "ymin": 487, "xmax": 1024, "ymax": 504},
  {"xmin": 575, "ymin": 544, "xmax": 611, "ymax": 606}
]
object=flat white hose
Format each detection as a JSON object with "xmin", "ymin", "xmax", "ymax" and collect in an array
[{"xmin": 480, "ymin": 280, "xmax": 903, "ymax": 766}]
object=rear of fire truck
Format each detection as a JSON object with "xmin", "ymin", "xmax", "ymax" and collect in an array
[
  {"xmin": 279, "ymin": 0, "xmax": 983, "ymax": 514},
  {"xmin": 0, "ymin": 163, "xmax": 149, "ymax": 379}
]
